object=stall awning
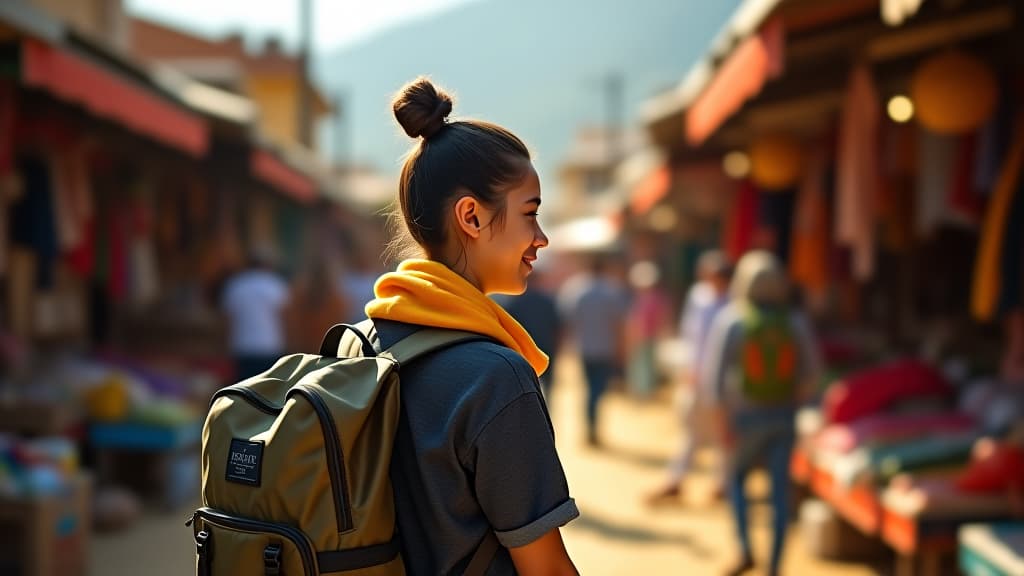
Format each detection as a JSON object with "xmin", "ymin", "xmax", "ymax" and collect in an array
[
  {"xmin": 630, "ymin": 165, "xmax": 671, "ymax": 215},
  {"xmin": 250, "ymin": 148, "xmax": 317, "ymax": 204},
  {"xmin": 685, "ymin": 18, "xmax": 784, "ymax": 146},
  {"xmin": 20, "ymin": 39, "xmax": 208, "ymax": 156}
]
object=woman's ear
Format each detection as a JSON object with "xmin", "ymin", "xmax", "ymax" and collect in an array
[{"xmin": 453, "ymin": 195, "xmax": 482, "ymax": 239}]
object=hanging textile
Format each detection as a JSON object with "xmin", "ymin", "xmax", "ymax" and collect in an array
[
  {"xmin": 948, "ymin": 133, "xmax": 983, "ymax": 226},
  {"xmin": 8, "ymin": 248, "xmax": 36, "ymax": 338},
  {"xmin": 972, "ymin": 114, "xmax": 1024, "ymax": 321},
  {"xmin": 790, "ymin": 151, "xmax": 829, "ymax": 297},
  {"xmin": 916, "ymin": 129, "xmax": 957, "ymax": 236},
  {"xmin": 879, "ymin": 122, "xmax": 916, "ymax": 252},
  {"xmin": 0, "ymin": 82, "xmax": 15, "ymax": 176},
  {"xmin": 723, "ymin": 180, "xmax": 758, "ymax": 262},
  {"xmin": 107, "ymin": 206, "xmax": 129, "ymax": 303},
  {"xmin": 835, "ymin": 64, "xmax": 879, "ymax": 281},
  {"xmin": 11, "ymin": 156, "xmax": 59, "ymax": 289}
]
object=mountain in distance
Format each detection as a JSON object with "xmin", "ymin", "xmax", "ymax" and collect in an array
[{"xmin": 315, "ymin": 0, "xmax": 740, "ymax": 198}]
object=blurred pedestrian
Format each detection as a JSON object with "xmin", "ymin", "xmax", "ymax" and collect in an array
[
  {"xmin": 701, "ymin": 250, "xmax": 821, "ymax": 576},
  {"xmin": 493, "ymin": 262, "xmax": 563, "ymax": 398},
  {"xmin": 286, "ymin": 252, "xmax": 350, "ymax": 354},
  {"xmin": 625, "ymin": 260, "xmax": 670, "ymax": 399},
  {"xmin": 559, "ymin": 255, "xmax": 629, "ymax": 447},
  {"xmin": 339, "ymin": 250, "xmax": 381, "ymax": 324},
  {"xmin": 361, "ymin": 77, "xmax": 579, "ymax": 573},
  {"xmin": 647, "ymin": 250, "xmax": 731, "ymax": 505},
  {"xmin": 221, "ymin": 245, "xmax": 290, "ymax": 380}
]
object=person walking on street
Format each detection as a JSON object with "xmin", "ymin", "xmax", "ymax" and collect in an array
[
  {"xmin": 221, "ymin": 246, "xmax": 290, "ymax": 380},
  {"xmin": 701, "ymin": 251, "xmax": 821, "ymax": 576},
  {"xmin": 559, "ymin": 255, "xmax": 629, "ymax": 447},
  {"xmin": 493, "ymin": 263, "xmax": 563, "ymax": 399},
  {"xmin": 648, "ymin": 250, "xmax": 731, "ymax": 505},
  {"xmin": 625, "ymin": 260, "xmax": 671, "ymax": 399},
  {"xmin": 363, "ymin": 77, "xmax": 579, "ymax": 575}
]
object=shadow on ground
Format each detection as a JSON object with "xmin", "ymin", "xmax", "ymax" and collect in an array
[{"xmin": 572, "ymin": 507, "xmax": 716, "ymax": 560}]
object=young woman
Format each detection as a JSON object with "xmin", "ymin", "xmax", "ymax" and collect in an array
[{"xmin": 363, "ymin": 77, "xmax": 579, "ymax": 575}]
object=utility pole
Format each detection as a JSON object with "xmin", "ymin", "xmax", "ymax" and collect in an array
[
  {"xmin": 604, "ymin": 71, "xmax": 625, "ymax": 179},
  {"xmin": 334, "ymin": 89, "xmax": 348, "ymax": 168},
  {"xmin": 297, "ymin": 0, "xmax": 313, "ymax": 147}
]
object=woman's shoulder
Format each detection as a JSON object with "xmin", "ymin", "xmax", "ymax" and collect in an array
[
  {"xmin": 375, "ymin": 320, "xmax": 539, "ymax": 394},
  {"xmin": 431, "ymin": 338, "xmax": 539, "ymax": 393}
]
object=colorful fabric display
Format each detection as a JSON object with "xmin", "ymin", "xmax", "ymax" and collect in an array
[
  {"xmin": 823, "ymin": 359, "xmax": 951, "ymax": 424},
  {"xmin": 816, "ymin": 412, "xmax": 977, "ymax": 454}
]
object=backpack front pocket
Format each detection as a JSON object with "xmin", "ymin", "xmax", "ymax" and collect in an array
[{"xmin": 190, "ymin": 507, "xmax": 317, "ymax": 576}]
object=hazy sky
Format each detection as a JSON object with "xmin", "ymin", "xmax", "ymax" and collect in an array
[{"xmin": 126, "ymin": 0, "xmax": 478, "ymax": 54}]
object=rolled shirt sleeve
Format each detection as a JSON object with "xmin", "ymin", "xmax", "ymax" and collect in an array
[{"xmin": 464, "ymin": 392, "xmax": 579, "ymax": 549}]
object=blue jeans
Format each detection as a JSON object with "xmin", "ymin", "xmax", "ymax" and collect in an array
[
  {"xmin": 581, "ymin": 359, "xmax": 613, "ymax": 438},
  {"xmin": 728, "ymin": 408, "xmax": 796, "ymax": 574}
]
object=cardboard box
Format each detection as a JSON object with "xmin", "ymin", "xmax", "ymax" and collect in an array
[
  {"xmin": 801, "ymin": 497, "xmax": 888, "ymax": 561},
  {"xmin": 0, "ymin": 472, "xmax": 92, "ymax": 576}
]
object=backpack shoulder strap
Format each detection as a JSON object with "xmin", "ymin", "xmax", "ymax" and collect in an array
[{"xmin": 382, "ymin": 327, "xmax": 487, "ymax": 366}]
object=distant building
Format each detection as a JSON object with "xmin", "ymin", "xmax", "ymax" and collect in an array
[
  {"xmin": 128, "ymin": 17, "xmax": 334, "ymax": 151},
  {"xmin": 27, "ymin": 0, "xmax": 130, "ymax": 50}
]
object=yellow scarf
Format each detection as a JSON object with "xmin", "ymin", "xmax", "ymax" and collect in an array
[{"xmin": 364, "ymin": 259, "xmax": 549, "ymax": 376}]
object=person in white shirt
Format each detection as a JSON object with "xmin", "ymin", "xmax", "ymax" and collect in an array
[
  {"xmin": 221, "ymin": 246, "xmax": 290, "ymax": 380},
  {"xmin": 648, "ymin": 250, "xmax": 731, "ymax": 505}
]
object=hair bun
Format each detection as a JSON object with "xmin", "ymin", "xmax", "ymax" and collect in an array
[{"xmin": 392, "ymin": 77, "xmax": 453, "ymax": 140}]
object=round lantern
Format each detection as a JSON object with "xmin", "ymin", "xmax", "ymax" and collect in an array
[
  {"xmin": 910, "ymin": 50, "xmax": 997, "ymax": 134},
  {"xmin": 749, "ymin": 134, "xmax": 804, "ymax": 190}
]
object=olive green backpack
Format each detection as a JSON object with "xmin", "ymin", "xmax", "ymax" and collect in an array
[{"xmin": 189, "ymin": 321, "xmax": 499, "ymax": 575}]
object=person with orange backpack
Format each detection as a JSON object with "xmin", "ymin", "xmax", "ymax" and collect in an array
[{"xmin": 700, "ymin": 251, "xmax": 822, "ymax": 576}]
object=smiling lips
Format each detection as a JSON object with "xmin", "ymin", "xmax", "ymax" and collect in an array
[{"xmin": 522, "ymin": 255, "xmax": 536, "ymax": 270}]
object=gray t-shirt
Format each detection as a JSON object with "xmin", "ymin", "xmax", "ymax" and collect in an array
[
  {"xmin": 557, "ymin": 275, "xmax": 629, "ymax": 361},
  {"xmin": 375, "ymin": 320, "xmax": 578, "ymax": 575}
]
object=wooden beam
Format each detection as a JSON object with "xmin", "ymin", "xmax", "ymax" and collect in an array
[
  {"xmin": 746, "ymin": 90, "xmax": 845, "ymax": 132},
  {"xmin": 866, "ymin": 4, "xmax": 1014, "ymax": 61},
  {"xmin": 779, "ymin": 0, "xmax": 879, "ymax": 34}
]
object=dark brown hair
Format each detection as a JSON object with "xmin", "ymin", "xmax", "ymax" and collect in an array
[{"xmin": 388, "ymin": 77, "xmax": 532, "ymax": 261}]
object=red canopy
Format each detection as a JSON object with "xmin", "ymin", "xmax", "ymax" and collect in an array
[
  {"xmin": 21, "ymin": 39, "xmax": 208, "ymax": 156},
  {"xmin": 685, "ymin": 18, "xmax": 785, "ymax": 146},
  {"xmin": 250, "ymin": 149, "xmax": 318, "ymax": 204}
]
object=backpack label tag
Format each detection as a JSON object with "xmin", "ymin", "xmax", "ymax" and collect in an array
[{"xmin": 226, "ymin": 438, "xmax": 264, "ymax": 486}]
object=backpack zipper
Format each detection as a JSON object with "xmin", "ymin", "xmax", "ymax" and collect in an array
[
  {"xmin": 288, "ymin": 385, "xmax": 355, "ymax": 533},
  {"xmin": 193, "ymin": 507, "xmax": 316, "ymax": 576},
  {"xmin": 211, "ymin": 387, "xmax": 282, "ymax": 416}
]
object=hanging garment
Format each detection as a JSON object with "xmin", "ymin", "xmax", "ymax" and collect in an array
[
  {"xmin": 972, "ymin": 115, "xmax": 1024, "ymax": 321},
  {"xmin": 835, "ymin": 64, "xmax": 879, "ymax": 281},
  {"xmin": 790, "ymin": 152, "xmax": 829, "ymax": 297},
  {"xmin": 11, "ymin": 156, "xmax": 59, "ymax": 289},
  {"xmin": 948, "ymin": 133, "xmax": 982, "ymax": 226},
  {"xmin": 0, "ymin": 173, "xmax": 14, "ymax": 276},
  {"xmin": 129, "ymin": 237, "xmax": 160, "ymax": 308},
  {"xmin": 0, "ymin": 82, "xmax": 15, "ymax": 176},
  {"xmin": 8, "ymin": 248, "xmax": 35, "ymax": 338},
  {"xmin": 916, "ymin": 129, "xmax": 957, "ymax": 237},
  {"xmin": 724, "ymin": 181, "xmax": 759, "ymax": 262}
]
